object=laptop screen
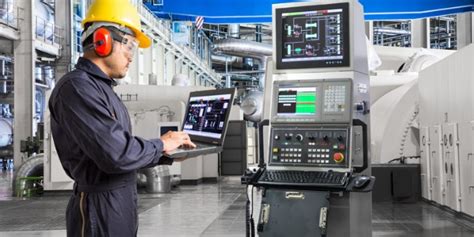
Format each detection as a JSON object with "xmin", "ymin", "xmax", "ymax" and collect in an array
[{"xmin": 182, "ymin": 88, "xmax": 236, "ymax": 144}]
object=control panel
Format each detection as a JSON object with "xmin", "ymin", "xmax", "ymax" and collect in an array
[
  {"xmin": 269, "ymin": 126, "xmax": 350, "ymax": 168},
  {"xmin": 271, "ymin": 79, "xmax": 352, "ymax": 123}
]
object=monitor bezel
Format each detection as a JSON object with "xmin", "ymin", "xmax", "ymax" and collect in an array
[
  {"xmin": 273, "ymin": 2, "xmax": 352, "ymax": 73},
  {"xmin": 182, "ymin": 88, "xmax": 236, "ymax": 145}
]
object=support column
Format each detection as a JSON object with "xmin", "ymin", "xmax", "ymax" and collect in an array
[
  {"xmin": 143, "ymin": 44, "xmax": 153, "ymax": 85},
  {"xmin": 175, "ymin": 59, "xmax": 182, "ymax": 74},
  {"xmin": 156, "ymin": 43, "xmax": 165, "ymax": 85},
  {"xmin": 55, "ymin": 0, "xmax": 74, "ymax": 80},
  {"xmin": 13, "ymin": 0, "xmax": 35, "ymax": 166},
  {"xmin": 190, "ymin": 70, "xmax": 196, "ymax": 86},
  {"xmin": 165, "ymin": 51, "xmax": 175, "ymax": 85},
  {"xmin": 181, "ymin": 63, "xmax": 189, "ymax": 77},
  {"xmin": 411, "ymin": 19, "xmax": 427, "ymax": 48},
  {"xmin": 137, "ymin": 48, "xmax": 145, "ymax": 84},
  {"xmin": 150, "ymin": 41, "xmax": 159, "ymax": 85},
  {"xmin": 127, "ymin": 48, "xmax": 139, "ymax": 84},
  {"xmin": 457, "ymin": 12, "xmax": 473, "ymax": 49}
]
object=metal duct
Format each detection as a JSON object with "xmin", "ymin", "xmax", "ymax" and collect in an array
[
  {"xmin": 211, "ymin": 55, "xmax": 240, "ymax": 65},
  {"xmin": 213, "ymin": 39, "xmax": 271, "ymax": 88},
  {"xmin": 228, "ymin": 24, "xmax": 240, "ymax": 38},
  {"xmin": 241, "ymin": 90, "xmax": 264, "ymax": 123},
  {"xmin": 138, "ymin": 166, "xmax": 172, "ymax": 193},
  {"xmin": 12, "ymin": 154, "xmax": 44, "ymax": 193},
  {"xmin": 213, "ymin": 38, "xmax": 272, "ymax": 58}
]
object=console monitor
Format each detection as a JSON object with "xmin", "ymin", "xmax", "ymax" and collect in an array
[
  {"xmin": 277, "ymin": 86, "xmax": 318, "ymax": 116},
  {"xmin": 272, "ymin": 79, "xmax": 352, "ymax": 123},
  {"xmin": 275, "ymin": 2, "xmax": 350, "ymax": 70}
]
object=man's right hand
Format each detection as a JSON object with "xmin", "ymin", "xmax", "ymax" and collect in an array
[{"xmin": 161, "ymin": 131, "xmax": 196, "ymax": 153}]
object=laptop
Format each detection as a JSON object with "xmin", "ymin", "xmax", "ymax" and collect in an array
[{"xmin": 164, "ymin": 88, "xmax": 236, "ymax": 158}]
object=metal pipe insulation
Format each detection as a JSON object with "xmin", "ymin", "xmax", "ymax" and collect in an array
[
  {"xmin": 212, "ymin": 38, "xmax": 272, "ymax": 58},
  {"xmin": 228, "ymin": 24, "xmax": 240, "ymax": 38},
  {"xmin": 211, "ymin": 55, "xmax": 242, "ymax": 65}
]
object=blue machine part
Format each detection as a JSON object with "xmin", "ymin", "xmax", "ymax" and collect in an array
[{"xmin": 144, "ymin": 0, "xmax": 474, "ymax": 23}]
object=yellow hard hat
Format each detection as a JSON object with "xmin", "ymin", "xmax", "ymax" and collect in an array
[{"xmin": 82, "ymin": 0, "xmax": 151, "ymax": 48}]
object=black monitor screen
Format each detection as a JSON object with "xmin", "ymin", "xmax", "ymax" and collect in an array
[{"xmin": 275, "ymin": 3, "xmax": 350, "ymax": 70}]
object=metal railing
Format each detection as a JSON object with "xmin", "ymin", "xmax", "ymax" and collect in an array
[
  {"xmin": 130, "ymin": 0, "xmax": 220, "ymax": 85},
  {"xmin": 35, "ymin": 16, "xmax": 63, "ymax": 47},
  {"xmin": 0, "ymin": 1, "xmax": 20, "ymax": 29}
]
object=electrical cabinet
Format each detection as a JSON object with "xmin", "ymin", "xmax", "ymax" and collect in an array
[
  {"xmin": 420, "ymin": 126, "xmax": 431, "ymax": 200},
  {"xmin": 442, "ymin": 123, "xmax": 461, "ymax": 211},
  {"xmin": 458, "ymin": 121, "xmax": 474, "ymax": 216},
  {"xmin": 429, "ymin": 125, "xmax": 445, "ymax": 205}
]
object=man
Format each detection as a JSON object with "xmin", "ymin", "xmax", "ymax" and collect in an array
[{"xmin": 48, "ymin": 0, "xmax": 195, "ymax": 236}]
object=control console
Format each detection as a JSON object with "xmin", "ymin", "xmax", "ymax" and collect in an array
[{"xmin": 270, "ymin": 126, "xmax": 349, "ymax": 168}]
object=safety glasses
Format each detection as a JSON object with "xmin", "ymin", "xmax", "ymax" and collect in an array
[{"xmin": 119, "ymin": 36, "xmax": 139, "ymax": 58}]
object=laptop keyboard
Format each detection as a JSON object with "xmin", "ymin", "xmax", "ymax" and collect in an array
[
  {"xmin": 179, "ymin": 143, "xmax": 211, "ymax": 150},
  {"xmin": 258, "ymin": 170, "xmax": 348, "ymax": 188}
]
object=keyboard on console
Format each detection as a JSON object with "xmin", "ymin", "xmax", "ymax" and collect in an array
[{"xmin": 258, "ymin": 170, "xmax": 349, "ymax": 188}]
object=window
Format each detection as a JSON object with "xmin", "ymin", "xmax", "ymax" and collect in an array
[
  {"xmin": 430, "ymin": 15, "xmax": 457, "ymax": 50},
  {"xmin": 373, "ymin": 21, "xmax": 412, "ymax": 47}
]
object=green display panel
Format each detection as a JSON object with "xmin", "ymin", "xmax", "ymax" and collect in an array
[{"xmin": 296, "ymin": 92, "xmax": 316, "ymax": 114}]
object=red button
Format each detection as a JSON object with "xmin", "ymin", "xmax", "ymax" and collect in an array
[{"xmin": 333, "ymin": 153, "xmax": 344, "ymax": 163}]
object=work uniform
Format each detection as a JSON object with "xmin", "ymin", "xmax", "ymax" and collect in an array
[{"xmin": 49, "ymin": 57, "xmax": 172, "ymax": 237}]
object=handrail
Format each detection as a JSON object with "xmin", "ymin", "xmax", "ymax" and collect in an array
[{"xmin": 130, "ymin": 1, "xmax": 221, "ymax": 86}]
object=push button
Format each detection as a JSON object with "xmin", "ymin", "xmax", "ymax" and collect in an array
[{"xmin": 333, "ymin": 153, "xmax": 345, "ymax": 163}]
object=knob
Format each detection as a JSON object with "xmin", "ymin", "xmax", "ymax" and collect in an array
[
  {"xmin": 285, "ymin": 133, "xmax": 292, "ymax": 140},
  {"xmin": 308, "ymin": 135, "xmax": 315, "ymax": 140},
  {"xmin": 274, "ymin": 135, "xmax": 280, "ymax": 140},
  {"xmin": 323, "ymin": 136, "xmax": 329, "ymax": 142},
  {"xmin": 296, "ymin": 134, "xmax": 304, "ymax": 142},
  {"xmin": 337, "ymin": 136, "xmax": 344, "ymax": 142},
  {"xmin": 333, "ymin": 153, "xmax": 345, "ymax": 163}
]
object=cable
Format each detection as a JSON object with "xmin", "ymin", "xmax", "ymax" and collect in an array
[
  {"xmin": 250, "ymin": 186, "xmax": 255, "ymax": 237},
  {"xmin": 245, "ymin": 184, "xmax": 256, "ymax": 237},
  {"xmin": 245, "ymin": 184, "xmax": 251, "ymax": 237},
  {"xmin": 388, "ymin": 155, "xmax": 421, "ymax": 164}
]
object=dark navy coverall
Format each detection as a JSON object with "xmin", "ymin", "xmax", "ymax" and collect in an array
[{"xmin": 49, "ymin": 57, "xmax": 172, "ymax": 237}]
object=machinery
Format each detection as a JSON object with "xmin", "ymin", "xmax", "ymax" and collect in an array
[{"xmin": 242, "ymin": 1, "xmax": 375, "ymax": 236}]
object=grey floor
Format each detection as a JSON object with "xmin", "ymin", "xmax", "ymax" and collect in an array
[{"xmin": 0, "ymin": 169, "xmax": 473, "ymax": 237}]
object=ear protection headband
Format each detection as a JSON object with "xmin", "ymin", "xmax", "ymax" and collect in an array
[{"xmin": 82, "ymin": 23, "xmax": 134, "ymax": 57}]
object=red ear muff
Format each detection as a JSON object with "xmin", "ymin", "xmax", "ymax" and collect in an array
[{"xmin": 93, "ymin": 27, "xmax": 113, "ymax": 57}]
